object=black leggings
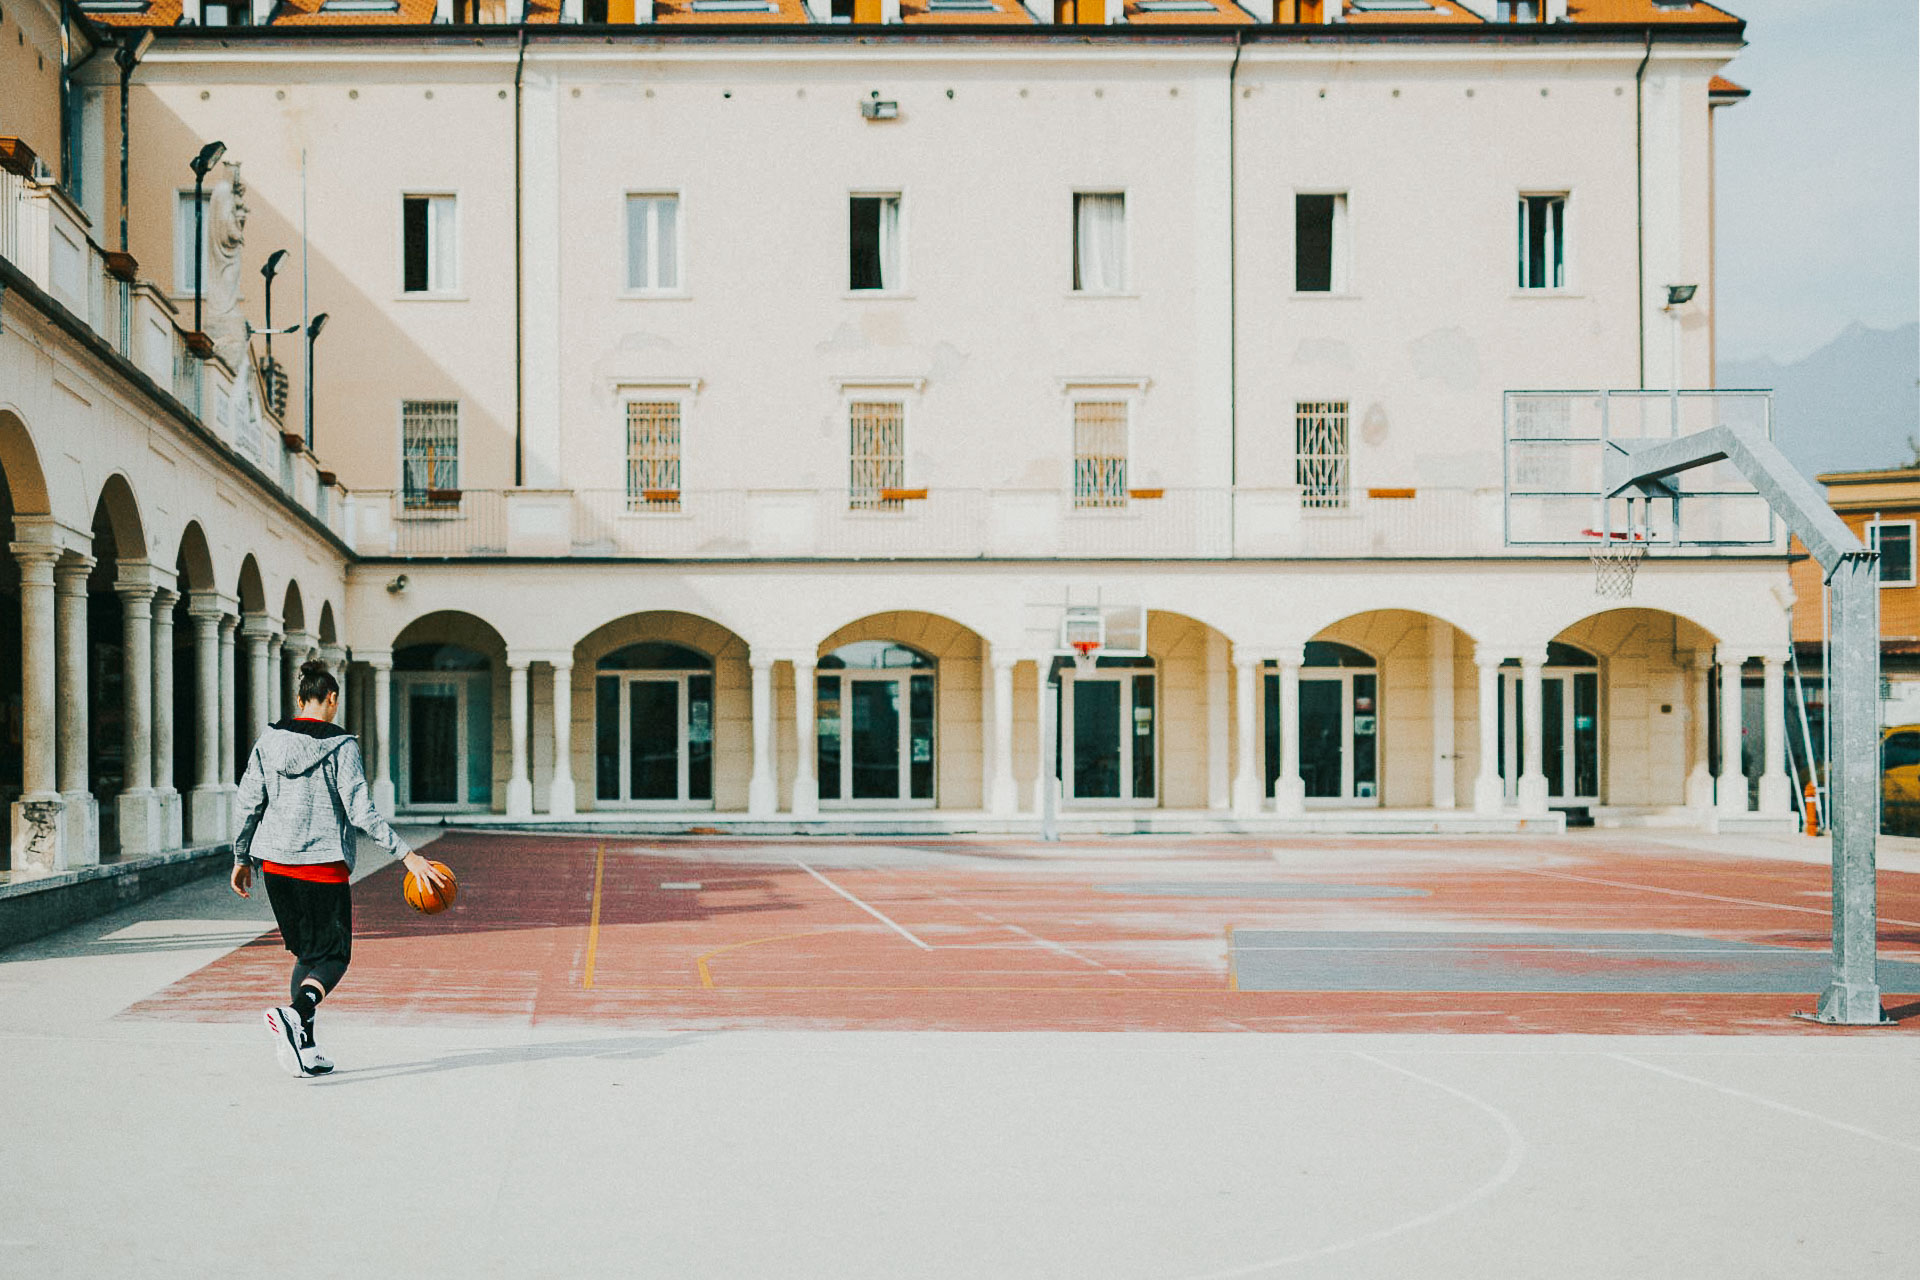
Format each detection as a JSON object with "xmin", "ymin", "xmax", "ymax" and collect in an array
[{"xmin": 263, "ymin": 872, "xmax": 353, "ymax": 997}]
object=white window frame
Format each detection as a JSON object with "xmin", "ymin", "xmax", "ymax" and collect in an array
[
  {"xmin": 394, "ymin": 670, "xmax": 489, "ymax": 813},
  {"xmin": 173, "ymin": 189, "xmax": 210, "ymax": 298},
  {"xmin": 845, "ymin": 189, "xmax": 907, "ymax": 296},
  {"xmin": 1060, "ymin": 664, "xmax": 1159, "ymax": 807},
  {"xmin": 1516, "ymin": 190, "xmax": 1570, "ymax": 292},
  {"xmin": 1070, "ymin": 189, "xmax": 1131, "ymax": 296},
  {"xmin": 623, "ymin": 191, "xmax": 685, "ymax": 296},
  {"xmin": 398, "ymin": 191, "xmax": 461, "ymax": 297},
  {"xmin": 397, "ymin": 399, "xmax": 462, "ymax": 510},
  {"xmin": 1292, "ymin": 189, "xmax": 1351, "ymax": 296},
  {"xmin": 1295, "ymin": 398, "xmax": 1352, "ymax": 510},
  {"xmin": 1870, "ymin": 520, "xmax": 1917, "ymax": 588},
  {"xmin": 598, "ymin": 669, "xmax": 716, "ymax": 810}
]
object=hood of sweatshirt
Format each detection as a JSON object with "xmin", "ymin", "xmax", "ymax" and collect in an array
[{"xmin": 256, "ymin": 718, "xmax": 356, "ymax": 778}]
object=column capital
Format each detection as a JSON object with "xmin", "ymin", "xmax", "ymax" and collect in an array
[
  {"xmin": 114, "ymin": 559, "xmax": 157, "ymax": 591},
  {"xmin": 114, "ymin": 580, "xmax": 158, "ymax": 607},
  {"xmin": 362, "ymin": 649, "xmax": 394, "ymax": 672},
  {"xmin": 239, "ymin": 613, "xmax": 280, "ymax": 640},
  {"xmin": 1473, "ymin": 647, "xmax": 1509, "ymax": 671},
  {"xmin": 1755, "ymin": 649, "xmax": 1791, "ymax": 667},
  {"xmin": 52, "ymin": 554, "xmax": 96, "ymax": 589},
  {"xmin": 283, "ymin": 629, "xmax": 314, "ymax": 652},
  {"xmin": 509, "ymin": 649, "xmax": 571, "ymax": 668},
  {"xmin": 1714, "ymin": 645, "xmax": 1754, "ymax": 668},
  {"xmin": 779, "ymin": 651, "xmax": 818, "ymax": 670},
  {"xmin": 1231, "ymin": 649, "xmax": 1264, "ymax": 671},
  {"xmin": 319, "ymin": 643, "xmax": 348, "ymax": 665},
  {"xmin": 749, "ymin": 652, "xmax": 777, "ymax": 673},
  {"xmin": 152, "ymin": 587, "xmax": 181, "ymax": 612},
  {"xmin": 1270, "ymin": 645, "xmax": 1307, "ymax": 669},
  {"xmin": 217, "ymin": 611, "xmax": 240, "ymax": 635},
  {"xmin": 186, "ymin": 590, "xmax": 236, "ymax": 619},
  {"xmin": 504, "ymin": 654, "xmax": 532, "ymax": 673},
  {"xmin": 10, "ymin": 541, "xmax": 64, "ymax": 574},
  {"xmin": 990, "ymin": 654, "xmax": 1019, "ymax": 674}
]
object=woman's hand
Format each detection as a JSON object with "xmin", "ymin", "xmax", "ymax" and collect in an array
[
  {"xmin": 230, "ymin": 863, "xmax": 252, "ymax": 899},
  {"xmin": 404, "ymin": 852, "xmax": 450, "ymax": 890}
]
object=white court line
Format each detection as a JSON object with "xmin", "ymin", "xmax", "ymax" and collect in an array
[
  {"xmin": 1175, "ymin": 1050, "xmax": 1527, "ymax": 1279},
  {"xmin": 856, "ymin": 860, "xmax": 1125, "ymax": 974},
  {"xmin": 1610, "ymin": 1053, "xmax": 1920, "ymax": 1156},
  {"xmin": 1230, "ymin": 945, "xmax": 1801, "ymax": 954},
  {"xmin": 789, "ymin": 859, "xmax": 932, "ymax": 950},
  {"xmin": 1517, "ymin": 866, "xmax": 1920, "ymax": 930}
]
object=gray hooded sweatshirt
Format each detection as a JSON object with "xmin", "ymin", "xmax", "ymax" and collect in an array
[{"xmin": 232, "ymin": 719, "xmax": 410, "ymax": 871}]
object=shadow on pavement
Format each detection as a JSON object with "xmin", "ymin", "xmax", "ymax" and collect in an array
[{"xmin": 309, "ymin": 1031, "xmax": 711, "ymax": 1085}]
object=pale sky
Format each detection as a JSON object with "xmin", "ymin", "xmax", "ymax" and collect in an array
[{"xmin": 1714, "ymin": 0, "xmax": 1919, "ymax": 364}]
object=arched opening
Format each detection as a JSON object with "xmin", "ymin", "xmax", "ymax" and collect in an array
[
  {"xmin": 1549, "ymin": 608, "xmax": 1722, "ymax": 814},
  {"xmin": 1496, "ymin": 642, "xmax": 1600, "ymax": 808},
  {"xmin": 86, "ymin": 480, "xmax": 149, "ymax": 853},
  {"xmin": 171, "ymin": 523, "xmax": 216, "ymax": 820},
  {"xmin": 389, "ymin": 613, "xmax": 508, "ymax": 814},
  {"xmin": 814, "ymin": 612, "xmax": 987, "ymax": 810},
  {"xmin": 282, "ymin": 581, "xmax": 306, "ymax": 638},
  {"xmin": 1272, "ymin": 610, "xmax": 1478, "ymax": 810},
  {"xmin": 232, "ymin": 555, "xmax": 265, "ymax": 780},
  {"xmin": 317, "ymin": 601, "xmax": 338, "ymax": 648},
  {"xmin": 574, "ymin": 611, "xmax": 747, "ymax": 812},
  {"xmin": 0, "ymin": 417, "xmax": 34, "ymax": 867}
]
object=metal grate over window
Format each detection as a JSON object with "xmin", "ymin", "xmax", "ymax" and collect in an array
[
  {"xmin": 1295, "ymin": 400, "xmax": 1349, "ymax": 509},
  {"xmin": 626, "ymin": 401, "xmax": 682, "ymax": 511},
  {"xmin": 849, "ymin": 400, "xmax": 905, "ymax": 511},
  {"xmin": 402, "ymin": 399, "xmax": 460, "ymax": 508},
  {"xmin": 1073, "ymin": 401, "xmax": 1128, "ymax": 509}
]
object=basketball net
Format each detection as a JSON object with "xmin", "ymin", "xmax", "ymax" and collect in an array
[
  {"xmin": 1583, "ymin": 529, "xmax": 1650, "ymax": 599},
  {"xmin": 1071, "ymin": 639, "xmax": 1101, "ymax": 676}
]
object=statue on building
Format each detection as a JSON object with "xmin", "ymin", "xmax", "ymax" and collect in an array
[{"xmin": 206, "ymin": 160, "xmax": 249, "ymax": 371}]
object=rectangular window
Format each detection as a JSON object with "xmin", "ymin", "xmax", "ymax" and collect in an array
[
  {"xmin": 401, "ymin": 400, "xmax": 460, "ymax": 507},
  {"xmin": 1073, "ymin": 401, "xmax": 1129, "ymax": 509},
  {"xmin": 174, "ymin": 191, "xmax": 209, "ymax": 297},
  {"xmin": 849, "ymin": 194, "xmax": 902, "ymax": 291},
  {"xmin": 625, "ymin": 194, "xmax": 680, "ymax": 291},
  {"xmin": 1871, "ymin": 521, "xmax": 1916, "ymax": 587},
  {"xmin": 849, "ymin": 400, "xmax": 905, "ymax": 510},
  {"xmin": 1296, "ymin": 400, "xmax": 1349, "ymax": 509},
  {"xmin": 402, "ymin": 195, "xmax": 457, "ymax": 293},
  {"xmin": 1496, "ymin": 0, "xmax": 1538, "ymax": 18},
  {"xmin": 626, "ymin": 401, "xmax": 683, "ymax": 511},
  {"xmin": 1073, "ymin": 192, "xmax": 1127, "ymax": 293},
  {"xmin": 1294, "ymin": 193, "xmax": 1349, "ymax": 293},
  {"xmin": 1517, "ymin": 194, "xmax": 1566, "ymax": 290}
]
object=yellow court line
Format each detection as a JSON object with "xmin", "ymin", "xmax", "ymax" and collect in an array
[
  {"xmin": 582, "ymin": 841, "xmax": 606, "ymax": 990},
  {"xmin": 694, "ymin": 929, "xmax": 839, "ymax": 989}
]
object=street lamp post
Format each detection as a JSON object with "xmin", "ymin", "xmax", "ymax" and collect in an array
[
  {"xmin": 261, "ymin": 249, "xmax": 288, "ymax": 363},
  {"xmin": 1663, "ymin": 283, "xmax": 1698, "ymax": 432},
  {"xmin": 304, "ymin": 312, "xmax": 328, "ymax": 452},
  {"xmin": 187, "ymin": 140, "xmax": 226, "ymax": 338}
]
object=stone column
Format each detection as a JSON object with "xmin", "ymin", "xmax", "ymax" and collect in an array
[
  {"xmin": 266, "ymin": 631, "xmax": 285, "ymax": 722},
  {"xmin": 1273, "ymin": 646, "xmax": 1305, "ymax": 818},
  {"xmin": 10, "ymin": 544, "xmax": 64, "ymax": 873},
  {"xmin": 1232, "ymin": 650, "xmax": 1262, "ymax": 816},
  {"xmin": 1473, "ymin": 650, "xmax": 1504, "ymax": 815},
  {"xmin": 368, "ymin": 653, "xmax": 395, "ymax": 816},
  {"xmin": 217, "ymin": 614, "xmax": 237, "ymax": 794},
  {"xmin": 1519, "ymin": 651, "xmax": 1549, "ymax": 816},
  {"xmin": 748, "ymin": 654, "xmax": 775, "ymax": 817},
  {"xmin": 990, "ymin": 655, "xmax": 1017, "ymax": 816},
  {"xmin": 151, "ymin": 588, "xmax": 181, "ymax": 848},
  {"xmin": 1685, "ymin": 651, "xmax": 1714, "ymax": 811},
  {"xmin": 549, "ymin": 658, "xmax": 576, "ymax": 816},
  {"xmin": 115, "ymin": 573, "xmax": 162, "ymax": 855},
  {"xmin": 54, "ymin": 556, "xmax": 97, "ymax": 866},
  {"xmin": 1718, "ymin": 647, "xmax": 1748, "ymax": 816},
  {"xmin": 1759, "ymin": 653, "xmax": 1791, "ymax": 815},
  {"xmin": 320, "ymin": 644, "xmax": 347, "ymax": 720},
  {"xmin": 1431, "ymin": 622, "xmax": 1456, "ymax": 809},
  {"xmin": 792, "ymin": 657, "xmax": 818, "ymax": 817},
  {"xmin": 1032, "ymin": 655, "xmax": 1052, "ymax": 814},
  {"xmin": 506, "ymin": 657, "xmax": 532, "ymax": 817},
  {"xmin": 241, "ymin": 616, "xmax": 273, "ymax": 735},
  {"xmin": 188, "ymin": 597, "xmax": 226, "ymax": 841}
]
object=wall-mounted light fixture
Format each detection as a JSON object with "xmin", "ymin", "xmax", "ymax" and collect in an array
[
  {"xmin": 386, "ymin": 574, "xmax": 409, "ymax": 594},
  {"xmin": 1663, "ymin": 283, "xmax": 1698, "ymax": 308},
  {"xmin": 861, "ymin": 97, "xmax": 899, "ymax": 121}
]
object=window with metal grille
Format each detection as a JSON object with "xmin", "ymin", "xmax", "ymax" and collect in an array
[
  {"xmin": 1295, "ymin": 401, "xmax": 1349, "ymax": 509},
  {"xmin": 402, "ymin": 400, "xmax": 460, "ymax": 507},
  {"xmin": 849, "ymin": 401, "xmax": 905, "ymax": 510},
  {"xmin": 626, "ymin": 401, "xmax": 682, "ymax": 511},
  {"xmin": 1073, "ymin": 401, "xmax": 1128, "ymax": 509}
]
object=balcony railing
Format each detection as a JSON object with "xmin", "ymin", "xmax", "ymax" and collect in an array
[{"xmin": 344, "ymin": 485, "xmax": 1658, "ymax": 561}]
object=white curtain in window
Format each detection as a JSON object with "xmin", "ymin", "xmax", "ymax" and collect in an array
[
  {"xmin": 429, "ymin": 196, "xmax": 457, "ymax": 292},
  {"xmin": 1076, "ymin": 193, "xmax": 1126, "ymax": 293},
  {"xmin": 655, "ymin": 198, "xmax": 679, "ymax": 290},
  {"xmin": 877, "ymin": 196, "xmax": 901, "ymax": 291},
  {"xmin": 627, "ymin": 197, "xmax": 650, "ymax": 290}
]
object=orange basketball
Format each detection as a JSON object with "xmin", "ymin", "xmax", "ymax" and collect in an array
[{"xmin": 403, "ymin": 861, "xmax": 458, "ymax": 914}]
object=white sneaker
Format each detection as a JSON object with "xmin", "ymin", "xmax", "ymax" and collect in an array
[
  {"xmin": 265, "ymin": 1006, "xmax": 305, "ymax": 1077},
  {"xmin": 298, "ymin": 1045, "xmax": 334, "ymax": 1076}
]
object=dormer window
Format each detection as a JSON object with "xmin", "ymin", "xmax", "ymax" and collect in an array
[{"xmin": 1496, "ymin": 0, "xmax": 1538, "ymax": 18}]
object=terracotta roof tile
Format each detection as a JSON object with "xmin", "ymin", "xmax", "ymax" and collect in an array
[
  {"xmin": 81, "ymin": 0, "xmax": 184, "ymax": 27},
  {"xmin": 1564, "ymin": 0, "xmax": 1741, "ymax": 24},
  {"xmin": 1709, "ymin": 73, "xmax": 1748, "ymax": 96},
  {"xmin": 270, "ymin": 0, "xmax": 439, "ymax": 24},
  {"xmin": 651, "ymin": 0, "xmax": 811, "ymax": 21}
]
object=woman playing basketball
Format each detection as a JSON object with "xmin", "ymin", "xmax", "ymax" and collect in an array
[{"xmin": 229, "ymin": 659, "xmax": 450, "ymax": 1077}]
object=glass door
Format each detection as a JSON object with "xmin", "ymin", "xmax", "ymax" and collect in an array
[
  {"xmin": 1499, "ymin": 668, "xmax": 1600, "ymax": 804},
  {"xmin": 1062, "ymin": 668, "xmax": 1156, "ymax": 804},
  {"xmin": 595, "ymin": 671, "xmax": 713, "ymax": 807},
  {"xmin": 818, "ymin": 671, "xmax": 935, "ymax": 806},
  {"xmin": 1297, "ymin": 672, "xmax": 1379, "ymax": 806},
  {"xmin": 399, "ymin": 678, "xmax": 463, "ymax": 810}
]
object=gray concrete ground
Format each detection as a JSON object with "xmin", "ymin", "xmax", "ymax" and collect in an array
[{"xmin": 3, "ymin": 830, "xmax": 1919, "ymax": 1279}]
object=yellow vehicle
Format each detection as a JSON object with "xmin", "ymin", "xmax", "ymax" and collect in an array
[{"xmin": 1883, "ymin": 724, "xmax": 1920, "ymax": 836}]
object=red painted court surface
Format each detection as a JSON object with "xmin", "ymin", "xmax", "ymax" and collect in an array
[{"xmin": 128, "ymin": 832, "xmax": 1920, "ymax": 1035}]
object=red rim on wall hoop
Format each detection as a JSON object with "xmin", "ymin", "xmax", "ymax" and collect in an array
[
  {"xmin": 1070, "ymin": 638, "xmax": 1103, "ymax": 675},
  {"xmin": 1582, "ymin": 527, "xmax": 1652, "ymax": 598}
]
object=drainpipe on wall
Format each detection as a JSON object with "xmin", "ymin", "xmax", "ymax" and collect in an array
[
  {"xmin": 1634, "ymin": 27, "xmax": 1652, "ymax": 389},
  {"xmin": 514, "ymin": 27, "xmax": 527, "ymax": 488},
  {"xmin": 1228, "ymin": 30, "xmax": 1243, "ymax": 555}
]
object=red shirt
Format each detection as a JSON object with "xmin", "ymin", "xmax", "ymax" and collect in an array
[{"xmin": 261, "ymin": 860, "xmax": 350, "ymax": 884}]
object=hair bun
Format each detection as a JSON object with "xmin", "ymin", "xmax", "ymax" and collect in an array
[{"xmin": 300, "ymin": 658, "xmax": 329, "ymax": 676}]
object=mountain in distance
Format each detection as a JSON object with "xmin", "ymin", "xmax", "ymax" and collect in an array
[{"xmin": 1720, "ymin": 321, "xmax": 1920, "ymax": 479}]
